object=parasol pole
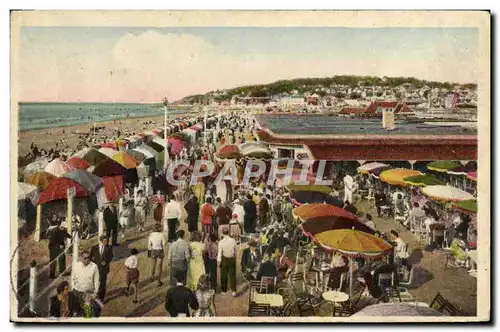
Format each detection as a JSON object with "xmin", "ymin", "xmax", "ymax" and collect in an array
[
  {"xmin": 34, "ymin": 204, "xmax": 42, "ymax": 242},
  {"xmin": 349, "ymin": 256, "xmax": 354, "ymax": 302}
]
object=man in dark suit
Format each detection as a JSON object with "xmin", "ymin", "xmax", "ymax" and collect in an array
[
  {"xmin": 241, "ymin": 241, "xmax": 262, "ymax": 281},
  {"xmin": 90, "ymin": 235, "xmax": 114, "ymax": 302},
  {"xmin": 165, "ymin": 270, "xmax": 199, "ymax": 317},
  {"xmin": 46, "ymin": 218, "xmax": 71, "ymax": 279},
  {"xmin": 103, "ymin": 203, "xmax": 119, "ymax": 246},
  {"xmin": 243, "ymin": 194, "xmax": 257, "ymax": 234}
]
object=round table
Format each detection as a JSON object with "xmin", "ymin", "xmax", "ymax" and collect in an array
[{"xmin": 322, "ymin": 290, "xmax": 349, "ymax": 316}]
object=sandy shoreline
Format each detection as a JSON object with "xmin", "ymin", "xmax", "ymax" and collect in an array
[{"xmin": 17, "ymin": 112, "xmax": 197, "ymax": 156}]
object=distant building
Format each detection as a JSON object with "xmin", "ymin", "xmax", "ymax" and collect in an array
[{"xmin": 280, "ymin": 96, "xmax": 306, "ymax": 106}]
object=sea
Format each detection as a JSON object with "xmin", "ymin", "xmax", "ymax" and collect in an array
[{"xmin": 18, "ymin": 102, "xmax": 191, "ymax": 132}]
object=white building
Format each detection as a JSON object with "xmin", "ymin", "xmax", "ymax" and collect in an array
[{"xmin": 279, "ymin": 96, "xmax": 305, "ymax": 106}]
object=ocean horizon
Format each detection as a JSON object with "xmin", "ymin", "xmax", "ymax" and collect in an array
[{"xmin": 18, "ymin": 102, "xmax": 192, "ymax": 131}]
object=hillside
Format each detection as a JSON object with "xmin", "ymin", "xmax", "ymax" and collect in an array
[{"xmin": 176, "ymin": 75, "xmax": 477, "ymax": 105}]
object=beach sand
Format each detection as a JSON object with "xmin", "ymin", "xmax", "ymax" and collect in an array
[{"xmin": 17, "ymin": 113, "xmax": 197, "ymax": 157}]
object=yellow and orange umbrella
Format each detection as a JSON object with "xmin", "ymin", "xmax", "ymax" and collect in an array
[
  {"xmin": 379, "ymin": 168, "xmax": 422, "ymax": 187},
  {"xmin": 314, "ymin": 228, "xmax": 393, "ymax": 258},
  {"xmin": 26, "ymin": 171, "xmax": 57, "ymax": 190},
  {"xmin": 112, "ymin": 151, "xmax": 140, "ymax": 169}
]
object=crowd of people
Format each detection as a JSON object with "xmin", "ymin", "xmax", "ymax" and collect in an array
[{"xmin": 39, "ymin": 110, "xmax": 477, "ymax": 318}]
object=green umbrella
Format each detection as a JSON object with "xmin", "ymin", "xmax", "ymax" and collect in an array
[
  {"xmin": 403, "ymin": 174, "xmax": 445, "ymax": 187},
  {"xmin": 452, "ymin": 199, "xmax": 477, "ymax": 213},
  {"xmin": 427, "ymin": 161, "xmax": 462, "ymax": 173}
]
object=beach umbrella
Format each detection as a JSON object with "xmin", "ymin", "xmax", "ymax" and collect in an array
[
  {"xmin": 112, "ymin": 151, "xmax": 140, "ymax": 169},
  {"xmin": 447, "ymin": 165, "xmax": 476, "ymax": 176},
  {"xmin": 421, "ymin": 185, "xmax": 475, "ymax": 202},
  {"xmin": 314, "ymin": 228, "xmax": 393, "ymax": 258},
  {"xmin": 44, "ymin": 158, "xmax": 73, "ymax": 177},
  {"xmin": 63, "ymin": 169, "xmax": 103, "ymax": 193},
  {"xmin": 66, "ymin": 157, "xmax": 90, "ymax": 170},
  {"xmin": 126, "ymin": 149, "xmax": 147, "ymax": 162},
  {"xmin": 26, "ymin": 171, "xmax": 56, "ymax": 190},
  {"xmin": 352, "ymin": 303, "xmax": 442, "ymax": 317},
  {"xmin": 314, "ymin": 228, "xmax": 393, "ymax": 300},
  {"xmin": 403, "ymin": 174, "xmax": 445, "ymax": 187},
  {"xmin": 39, "ymin": 178, "xmax": 88, "ymax": 204},
  {"xmin": 168, "ymin": 137, "xmax": 185, "ymax": 155},
  {"xmin": 467, "ymin": 171, "xmax": 477, "ymax": 182},
  {"xmin": 18, "ymin": 182, "xmax": 40, "ymax": 205},
  {"xmin": 427, "ymin": 161, "xmax": 462, "ymax": 173},
  {"xmin": 73, "ymin": 148, "xmax": 109, "ymax": 166},
  {"xmin": 452, "ymin": 199, "xmax": 477, "ymax": 214},
  {"xmin": 380, "ymin": 168, "xmax": 422, "ymax": 187},
  {"xmin": 289, "ymin": 190, "xmax": 343, "ymax": 207},
  {"xmin": 135, "ymin": 144, "xmax": 159, "ymax": 159},
  {"xmin": 216, "ymin": 144, "xmax": 242, "ymax": 160},
  {"xmin": 93, "ymin": 158, "xmax": 126, "ymax": 177},
  {"xmin": 293, "ymin": 203, "xmax": 375, "ymax": 236},
  {"xmin": 99, "ymin": 147, "xmax": 119, "ymax": 158},
  {"xmin": 95, "ymin": 175, "xmax": 124, "ymax": 206},
  {"xmin": 239, "ymin": 142, "xmax": 272, "ymax": 160},
  {"xmin": 22, "ymin": 159, "xmax": 49, "ymax": 179},
  {"xmin": 286, "ymin": 184, "xmax": 331, "ymax": 195},
  {"xmin": 368, "ymin": 165, "xmax": 391, "ymax": 179},
  {"xmin": 357, "ymin": 162, "xmax": 390, "ymax": 175}
]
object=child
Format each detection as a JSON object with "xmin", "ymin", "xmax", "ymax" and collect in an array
[
  {"xmin": 229, "ymin": 213, "xmax": 242, "ymax": 243},
  {"xmin": 124, "ymin": 248, "xmax": 140, "ymax": 303}
]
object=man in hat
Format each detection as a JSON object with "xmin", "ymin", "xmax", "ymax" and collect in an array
[{"xmin": 241, "ymin": 240, "xmax": 262, "ymax": 281}]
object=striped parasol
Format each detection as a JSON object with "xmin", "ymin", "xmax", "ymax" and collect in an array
[{"xmin": 380, "ymin": 168, "xmax": 422, "ymax": 186}]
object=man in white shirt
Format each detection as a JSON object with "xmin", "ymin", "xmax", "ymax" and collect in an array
[
  {"xmin": 167, "ymin": 230, "xmax": 191, "ymax": 286},
  {"xmin": 164, "ymin": 195, "xmax": 182, "ymax": 243},
  {"xmin": 217, "ymin": 228, "xmax": 238, "ymax": 296},
  {"xmin": 390, "ymin": 230, "xmax": 409, "ymax": 268},
  {"xmin": 148, "ymin": 223, "xmax": 166, "ymax": 286},
  {"xmin": 72, "ymin": 250, "xmax": 100, "ymax": 315}
]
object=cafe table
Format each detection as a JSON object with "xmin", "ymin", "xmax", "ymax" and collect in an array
[
  {"xmin": 322, "ymin": 290, "xmax": 349, "ymax": 316},
  {"xmin": 253, "ymin": 293, "xmax": 284, "ymax": 316}
]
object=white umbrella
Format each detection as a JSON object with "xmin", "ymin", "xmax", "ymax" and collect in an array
[
  {"xmin": 44, "ymin": 158, "xmax": 73, "ymax": 177},
  {"xmin": 421, "ymin": 185, "xmax": 475, "ymax": 202},
  {"xmin": 352, "ymin": 303, "xmax": 443, "ymax": 317},
  {"xmin": 18, "ymin": 182, "xmax": 40, "ymax": 205},
  {"xmin": 357, "ymin": 162, "xmax": 390, "ymax": 174},
  {"xmin": 22, "ymin": 159, "xmax": 49, "ymax": 179}
]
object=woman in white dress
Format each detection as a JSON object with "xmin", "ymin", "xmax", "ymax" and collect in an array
[
  {"xmin": 186, "ymin": 231, "xmax": 206, "ymax": 290},
  {"xmin": 215, "ymin": 180, "xmax": 227, "ymax": 204}
]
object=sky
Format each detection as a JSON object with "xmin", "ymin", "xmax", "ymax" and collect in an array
[{"xmin": 17, "ymin": 27, "xmax": 479, "ymax": 102}]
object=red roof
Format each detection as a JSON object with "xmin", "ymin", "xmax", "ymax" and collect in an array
[
  {"xmin": 395, "ymin": 103, "xmax": 412, "ymax": 113},
  {"xmin": 364, "ymin": 101, "xmax": 399, "ymax": 114},
  {"xmin": 255, "ymin": 128, "xmax": 477, "ymax": 160}
]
